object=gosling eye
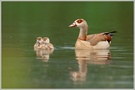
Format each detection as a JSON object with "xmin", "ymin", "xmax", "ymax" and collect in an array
[
  {"xmin": 76, "ymin": 19, "xmax": 83, "ymax": 23},
  {"xmin": 37, "ymin": 37, "xmax": 42, "ymax": 40}
]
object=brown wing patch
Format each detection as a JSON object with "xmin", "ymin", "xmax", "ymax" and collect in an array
[
  {"xmin": 105, "ymin": 35, "xmax": 112, "ymax": 44},
  {"xmin": 105, "ymin": 35, "xmax": 112, "ymax": 41}
]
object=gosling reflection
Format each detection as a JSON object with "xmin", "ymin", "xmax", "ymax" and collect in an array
[
  {"xmin": 70, "ymin": 49, "xmax": 111, "ymax": 82},
  {"xmin": 35, "ymin": 49, "xmax": 54, "ymax": 62}
]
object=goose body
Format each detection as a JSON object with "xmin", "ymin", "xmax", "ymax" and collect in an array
[{"xmin": 69, "ymin": 19, "xmax": 116, "ymax": 50}]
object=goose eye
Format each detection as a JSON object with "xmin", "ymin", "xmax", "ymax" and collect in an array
[{"xmin": 77, "ymin": 19, "xmax": 83, "ymax": 23}]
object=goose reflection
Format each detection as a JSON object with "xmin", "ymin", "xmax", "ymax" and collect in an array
[
  {"xmin": 70, "ymin": 60, "xmax": 87, "ymax": 82},
  {"xmin": 70, "ymin": 49, "xmax": 111, "ymax": 82},
  {"xmin": 76, "ymin": 49, "xmax": 111, "ymax": 64}
]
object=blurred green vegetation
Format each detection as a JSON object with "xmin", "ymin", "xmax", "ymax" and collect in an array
[{"xmin": 2, "ymin": 1, "xmax": 133, "ymax": 88}]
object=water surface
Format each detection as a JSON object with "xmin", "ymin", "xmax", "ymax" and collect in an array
[{"xmin": 2, "ymin": 1, "xmax": 133, "ymax": 88}]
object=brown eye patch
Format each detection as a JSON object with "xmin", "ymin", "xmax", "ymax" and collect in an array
[
  {"xmin": 37, "ymin": 37, "xmax": 42, "ymax": 40},
  {"xmin": 76, "ymin": 19, "xmax": 83, "ymax": 23},
  {"xmin": 43, "ymin": 37, "xmax": 48, "ymax": 41}
]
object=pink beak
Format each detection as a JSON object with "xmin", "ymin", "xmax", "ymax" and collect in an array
[{"xmin": 69, "ymin": 22, "xmax": 77, "ymax": 27}]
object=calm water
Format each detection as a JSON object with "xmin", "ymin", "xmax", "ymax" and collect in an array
[{"xmin": 2, "ymin": 2, "xmax": 133, "ymax": 88}]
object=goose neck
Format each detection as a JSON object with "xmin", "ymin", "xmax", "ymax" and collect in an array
[{"xmin": 78, "ymin": 25, "xmax": 88, "ymax": 41}]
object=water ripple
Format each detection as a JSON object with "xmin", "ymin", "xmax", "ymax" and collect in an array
[{"xmin": 54, "ymin": 46, "xmax": 75, "ymax": 50}]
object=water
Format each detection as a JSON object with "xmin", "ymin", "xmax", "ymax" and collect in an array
[{"xmin": 2, "ymin": 1, "xmax": 133, "ymax": 89}]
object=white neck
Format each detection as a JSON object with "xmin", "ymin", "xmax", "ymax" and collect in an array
[{"xmin": 78, "ymin": 24, "xmax": 88, "ymax": 41}]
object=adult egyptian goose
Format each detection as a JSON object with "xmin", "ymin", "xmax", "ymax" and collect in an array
[
  {"xmin": 41, "ymin": 37, "xmax": 54, "ymax": 50},
  {"xmin": 34, "ymin": 37, "xmax": 43, "ymax": 50},
  {"xmin": 69, "ymin": 18, "xmax": 116, "ymax": 49}
]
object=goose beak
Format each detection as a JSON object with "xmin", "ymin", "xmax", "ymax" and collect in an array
[{"xmin": 69, "ymin": 22, "xmax": 77, "ymax": 27}]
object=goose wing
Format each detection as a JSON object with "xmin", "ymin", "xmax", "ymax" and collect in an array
[{"xmin": 86, "ymin": 31, "xmax": 116, "ymax": 46}]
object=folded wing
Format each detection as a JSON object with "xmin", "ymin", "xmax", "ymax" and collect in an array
[{"xmin": 87, "ymin": 31, "xmax": 117, "ymax": 46}]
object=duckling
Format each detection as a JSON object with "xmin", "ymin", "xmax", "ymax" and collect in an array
[
  {"xmin": 41, "ymin": 37, "xmax": 54, "ymax": 50},
  {"xmin": 34, "ymin": 37, "xmax": 43, "ymax": 50}
]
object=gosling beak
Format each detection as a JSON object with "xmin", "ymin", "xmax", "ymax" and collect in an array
[{"xmin": 69, "ymin": 22, "xmax": 77, "ymax": 27}]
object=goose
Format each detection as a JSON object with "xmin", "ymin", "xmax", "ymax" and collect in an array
[
  {"xmin": 41, "ymin": 37, "xmax": 54, "ymax": 50},
  {"xmin": 69, "ymin": 18, "xmax": 116, "ymax": 49},
  {"xmin": 34, "ymin": 37, "xmax": 43, "ymax": 50}
]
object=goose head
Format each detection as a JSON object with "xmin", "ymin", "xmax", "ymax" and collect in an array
[
  {"xmin": 43, "ymin": 37, "xmax": 50, "ymax": 44},
  {"xmin": 69, "ymin": 19, "xmax": 88, "ymax": 28}
]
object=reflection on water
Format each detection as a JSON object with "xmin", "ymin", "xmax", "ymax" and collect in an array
[
  {"xmin": 70, "ymin": 59, "xmax": 87, "ymax": 82},
  {"xmin": 70, "ymin": 49, "xmax": 111, "ymax": 83},
  {"xmin": 34, "ymin": 48, "xmax": 54, "ymax": 62},
  {"xmin": 76, "ymin": 49, "xmax": 111, "ymax": 64}
]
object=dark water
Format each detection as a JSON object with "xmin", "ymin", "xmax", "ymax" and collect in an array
[{"xmin": 2, "ymin": 1, "xmax": 133, "ymax": 88}]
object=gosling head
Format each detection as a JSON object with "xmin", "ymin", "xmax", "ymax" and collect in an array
[
  {"xmin": 43, "ymin": 37, "xmax": 50, "ymax": 44},
  {"xmin": 36, "ymin": 37, "xmax": 43, "ymax": 44}
]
